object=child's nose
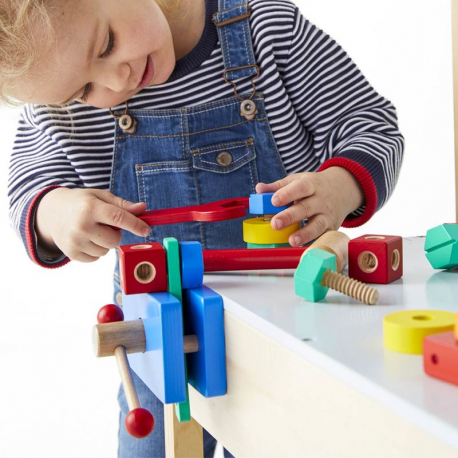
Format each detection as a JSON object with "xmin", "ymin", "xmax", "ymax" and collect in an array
[{"xmin": 101, "ymin": 63, "xmax": 132, "ymax": 93}]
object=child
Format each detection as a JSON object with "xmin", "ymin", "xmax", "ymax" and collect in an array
[{"xmin": 4, "ymin": 0, "xmax": 404, "ymax": 456}]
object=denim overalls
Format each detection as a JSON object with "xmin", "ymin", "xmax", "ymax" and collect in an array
[{"xmin": 112, "ymin": 1, "xmax": 287, "ymax": 456}]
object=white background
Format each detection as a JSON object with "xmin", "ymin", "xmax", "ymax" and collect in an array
[{"xmin": 0, "ymin": 1, "xmax": 456, "ymax": 457}]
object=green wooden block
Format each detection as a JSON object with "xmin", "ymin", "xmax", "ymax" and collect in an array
[
  {"xmin": 424, "ymin": 224, "xmax": 458, "ymax": 270},
  {"xmin": 163, "ymin": 238, "xmax": 182, "ymax": 303},
  {"xmin": 163, "ymin": 237, "xmax": 191, "ymax": 422},
  {"xmin": 247, "ymin": 242, "xmax": 291, "ymax": 249},
  {"xmin": 177, "ymin": 366, "xmax": 191, "ymax": 422},
  {"xmin": 294, "ymin": 248, "xmax": 336, "ymax": 302}
]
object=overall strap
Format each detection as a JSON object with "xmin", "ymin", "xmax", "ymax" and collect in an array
[{"xmin": 212, "ymin": 0, "xmax": 259, "ymax": 96}]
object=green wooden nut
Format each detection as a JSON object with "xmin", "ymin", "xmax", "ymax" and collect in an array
[
  {"xmin": 424, "ymin": 224, "xmax": 458, "ymax": 270},
  {"xmin": 163, "ymin": 237, "xmax": 191, "ymax": 422},
  {"xmin": 294, "ymin": 248, "xmax": 337, "ymax": 302}
]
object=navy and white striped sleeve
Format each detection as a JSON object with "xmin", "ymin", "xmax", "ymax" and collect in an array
[
  {"xmin": 283, "ymin": 7, "xmax": 405, "ymax": 227},
  {"xmin": 8, "ymin": 105, "xmax": 75, "ymax": 268}
]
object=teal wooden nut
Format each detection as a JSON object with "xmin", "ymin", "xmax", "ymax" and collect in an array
[
  {"xmin": 294, "ymin": 249, "xmax": 337, "ymax": 301},
  {"xmin": 424, "ymin": 224, "xmax": 458, "ymax": 270}
]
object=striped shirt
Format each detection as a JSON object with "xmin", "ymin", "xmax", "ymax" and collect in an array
[{"xmin": 8, "ymin": 0, "xmax": 404, "ymax": 268}]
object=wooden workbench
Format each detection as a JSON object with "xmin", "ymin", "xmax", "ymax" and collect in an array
[{"xmin": 166, "ymin": 237, "xmax": 458, "ymax": 457}]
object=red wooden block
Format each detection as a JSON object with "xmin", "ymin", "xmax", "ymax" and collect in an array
[
  {"xmin": 118, "ymin": 243, "xmax": 167, "ymax": 295},
  {"xmin": 348, "ymin": 235, "xmax": 403, "ymax": 284},
  {"xmin": 423, "ymin": 331, "xmax": 458, "ymax": 386}
]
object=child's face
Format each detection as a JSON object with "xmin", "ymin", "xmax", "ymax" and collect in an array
[{"xmin": 13, "ymin": 0, "xmax": 176, "ymax": 108}]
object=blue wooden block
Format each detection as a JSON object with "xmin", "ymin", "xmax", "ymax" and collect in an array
[
  {"xmin": 249, "ymin": 192, "xmax": 288, "ymax": 215},
  {"xmin": 183, "ymin": 286, "xmax": 227, "ymax": 398},
  {"xmin": 179, "ymin": 241, "xmax": 204, "ymax": 289},
  {"xmin": 123, "ymin": 291, "xmax": 186, "ymax": 405}
]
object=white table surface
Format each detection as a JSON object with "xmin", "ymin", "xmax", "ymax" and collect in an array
[{"xmin": 202, "ymin": 237, "xmax": 458, "ymax": 450}]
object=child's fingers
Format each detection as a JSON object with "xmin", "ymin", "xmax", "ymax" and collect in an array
[
  {"xmin": 288, "ymin": 214, "xmax": 329, "ymax": 247},
  {"xmin": 66, "ymin": 247, "xmax": 102, "ymax": 263},
  {"xmin": 82, "ymin": 241, "xmax": 110, "ymax": 258},
  {"xmin": 255, "ymin": 182, "xmax": 278, "ymax": 193},
  {"xmin": 271, "ymin": 177, "xmax": 316, "ymax": 207},
  {"xmin": 94, "ymin": 202, "xmax": 151, "ymax": 237},
  {"xmin": 91, "ymin": 224, "xmax": 123, "ymax": 249},
  {"xmin": 255, "ymin": 174, "xmax": 302, "ymax": 194},
  {"xmin": 92, "ymin": 189, "xmax": 147, "ymax": 213},
  {"xmin": 271, "ymin": 196, "xmax": 320, "ymax": 230},
  {"xmin": 127, "ymin": 203, "xmax": 148, "ymax": 216}
]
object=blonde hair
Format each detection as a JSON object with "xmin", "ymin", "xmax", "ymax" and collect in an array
[
  {"xmin": 0, "ymin": 0, "xmax": 186, "ymax": 108},
  {"xmin": 0, "ymin": 0, "xmax": 54, "ymax": 106}
]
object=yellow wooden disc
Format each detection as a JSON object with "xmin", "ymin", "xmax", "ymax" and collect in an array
[
  {"xmin": 383, "ymin": 310, "xmax": 455, "ymax": 354},
  {"xmin": 243, "ymin": 217, "xmax": 300, "ymax": 244},
  {"xmin": 455, "ymin": 313, "xmax": 458, "ymax": 341}
]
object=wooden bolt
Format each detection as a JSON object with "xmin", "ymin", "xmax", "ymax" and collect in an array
[
  {"xmin": 321, "ymin": 269, "xmax": 379, "ymax": 305},
  {"xmin": 295, "ymin": 239, "xmax": 379, "ymax": 305}
]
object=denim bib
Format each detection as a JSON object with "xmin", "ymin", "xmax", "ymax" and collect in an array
[{"xmin": 110, "ymin": 0, "xmax": 287, "ymax": 291}]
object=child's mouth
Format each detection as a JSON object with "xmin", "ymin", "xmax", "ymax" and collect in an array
[{"xmin": 138, "ymin": 55, "xmax": 154, "ymax": 89}]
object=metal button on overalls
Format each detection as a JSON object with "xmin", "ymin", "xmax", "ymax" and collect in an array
[{"xmin": 216, "ymin": 152, "xmax": 233, "ymax": 167}]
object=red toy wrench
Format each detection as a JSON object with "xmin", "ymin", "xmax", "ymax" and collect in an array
[{"xmin": 138, "ymin": 197, "xmax": 249, "ymax": 226}]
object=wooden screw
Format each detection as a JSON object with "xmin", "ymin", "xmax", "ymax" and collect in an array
[{"xmin": 321, "ymin": 270, "xmax": 379, "ymax": 305}]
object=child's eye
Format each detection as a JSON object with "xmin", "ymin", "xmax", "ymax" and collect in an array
[
  {"xmin": 100, "ymin": 29, "xmax": 116, "ymax": 59},
  {"xmin": 76, "ymin": 29, "xmax": 116, "ymax": 102}
]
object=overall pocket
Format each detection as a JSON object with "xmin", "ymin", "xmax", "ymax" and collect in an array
[{"xmin": 191, "ymin": 137, "xmax": 258, "ymax": 203}]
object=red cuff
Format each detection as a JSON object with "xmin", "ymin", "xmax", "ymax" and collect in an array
[
  {"xmin": 25, "ymin": 185, "xmax": 71, "ymax": 269},
  {"xmin": 318, "ymin": 158, "xmax": 377, "ymax": 228}
]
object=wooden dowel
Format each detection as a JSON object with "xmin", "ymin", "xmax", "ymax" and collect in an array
[
  {"xmin": 304, "ymin": 230, "xmax": 350, "ymax": 273},
  {"xmin": 183, "ymin": 335, "xmax": 199, "ymax": 354},
  {"xmin": 203, "ymin": 247, "xmax": 307, "ymax": 271},
  {"xmin": 93, "ymin": 319, "xmax": 199, "ymax": 357},
  {"xmin": 93, "ymin": 319, "xmax": 146, "ymax": 357},
  {"xmin": 114, "ymin": 345, "xmax": 140, "ymax": 411}
]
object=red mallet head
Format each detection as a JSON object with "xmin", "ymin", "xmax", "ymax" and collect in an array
[
  {"xmin": 125, "ymin": 408, "xmax": 155, "ymax": 438},
  {"xmin": 97, "ymin": 304, "xmax": 124, "ymax": 324}
]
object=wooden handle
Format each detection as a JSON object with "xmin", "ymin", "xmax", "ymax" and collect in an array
[
  {"xmin": 115, "ymin": 346, "xmax": 156, "ymax": 438},
  {"xmin": 115, "ymin": 346, "xmax": 141, "ymax": 410},
  {"xmin": 93, "ymin": 319, "xmax": 199, "ymax": 357},
  {"xmin": 304, "ymin": 231, "xmax": 350, "ymax": 273}
]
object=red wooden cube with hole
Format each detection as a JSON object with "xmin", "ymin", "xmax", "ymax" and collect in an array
[
  {"xmin": 118, "ymin": 243, "xmax": 168, "ymax": 295},
  {"xmin": 424, "ymin": 332, "xmax": 458, "ymax": 386},
  {"xmin": 348, "ymin": 235, "xmax": 403, "ymax": 284}
]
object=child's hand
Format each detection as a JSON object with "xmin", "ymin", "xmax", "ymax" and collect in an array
[
  {"xmin": 255, "ymin": 167, "xmax": 364, "ymax": 246},
  {"xmin": 35, "ymin": 188, "xmax": 151, "ymax": 262}
]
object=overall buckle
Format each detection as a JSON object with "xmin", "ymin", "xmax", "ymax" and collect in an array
[{"xmin": 212, "ymin": 3, "xmax": 252, "ymax": 27}]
